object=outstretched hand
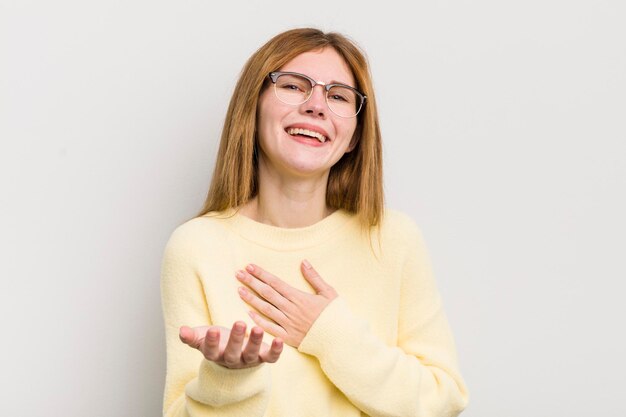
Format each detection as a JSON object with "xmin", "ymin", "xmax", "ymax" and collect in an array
[
  {"xmin": 179, "ymin": 321, "xmax": 283, "ymax": 369},
  {"xmin": 236, "ymin": 260, "xmax": 338, "ymax": 348}
]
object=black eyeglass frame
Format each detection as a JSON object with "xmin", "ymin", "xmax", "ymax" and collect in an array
[{"xmin": 268, "ymin": 71, "xmax": 367, "ymax": 118}]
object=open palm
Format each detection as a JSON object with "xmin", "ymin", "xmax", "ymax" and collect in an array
[{"xmin": 179, "ymin": 321, "xmax": 283, "ymax": 369}]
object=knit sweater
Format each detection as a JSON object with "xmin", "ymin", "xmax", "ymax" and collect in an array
[{"xmin": 160, "ymin": 208, "xmax": 469, "ymax": 417}]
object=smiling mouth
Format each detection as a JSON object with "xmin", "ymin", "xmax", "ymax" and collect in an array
[{"xmin": 286, "ymin": 127, "xmax": 328, "ymax": 143}]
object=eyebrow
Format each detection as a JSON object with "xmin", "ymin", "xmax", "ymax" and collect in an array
[
  {"xmin": 282, "ymin": 70, "xmax": 355, "ymax": 88},
  {"xmin": 329, "ymin": 79, "xmax": 354, "ymax": 87},
  {"xmin": 316, "ymin": 76, "xmax": 356, "ymax": 89}
]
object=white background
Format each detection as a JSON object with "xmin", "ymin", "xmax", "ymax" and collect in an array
[{"xmin": 1, "ymin": 1, "xmax": 625, "ymax": 416}]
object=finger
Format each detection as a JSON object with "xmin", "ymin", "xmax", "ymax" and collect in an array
[
  {"xmin": 223, "ymin": 321, "xmax": 246, "ymax": 366},
  {"xmin": 238, "ymin": 286, "xmax": 289, "ymax": 325},
  {"xmin": 179, "ymin": 326, "xmax": 195, "ymax": 345},
  {"xmin": 248, "ymin": 309, "xmax": 287, "ymax": 339},
  {"xmin": 237, "ymin": 270, "xmax": 291, "ymax": 311},
  {"xmin": 201, "ymin": 327, "xmax": 221, "ymax": 361},
  {"xmin": 238, "ymin": 285, "xmax": 289, "ymax": 325},
  {"xmin": 245, "ymin": 264, "xmax": 293, "ymax": 299},
  {"xmin": 260, "ymin": 337, "xmax": 284, "ymax": 363},
  {"xmin": 301, "ymin": 259, "xmax": 334, "ymax": 295},
  {"xmin": 179, "ymin": 325, "xmax": 206, "ymax": 349},
  {"xmin": 241, "ymin": 326, "xmax": 264, "ymax": 364}
]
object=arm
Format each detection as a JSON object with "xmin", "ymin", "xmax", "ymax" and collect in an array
[
  {"xmin": 297, "ymin": 223, "xmax": 469, "ymax": 417},
  {"xmin": 160, "ymin": 227, "xmax": 273, "ymax": 417},
  {"xmin": 235, "ymin": 220, "xmax": 469, "ymax": 416}
]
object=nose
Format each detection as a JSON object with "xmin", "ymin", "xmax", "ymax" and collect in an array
[{"xmin": 302, "ymin": 85, "xmax": 327, "ymax": 118}]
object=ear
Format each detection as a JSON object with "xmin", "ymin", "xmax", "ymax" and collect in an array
[
  {"xmin": 345, "ymin": 138, "xmax": 356, "ymax": 153},
  {"xmin": 345, "ymin": 126, "xmax": 361, "ymax": 153}
]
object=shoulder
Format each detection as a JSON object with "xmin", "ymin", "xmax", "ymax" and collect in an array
[
  {"xmin": 380, "ymin": 208, "xmax": 420, "ymax": 231},
  {"xmin": 370, "ymin": 208, "xmax": 431, "ymax": 264},
  {"xmin": 163, "ymin": 212, "xmax": 234, "ymax": 259},
  {"xmin": 378, "ymin": 208, "xmax": 424, "ymax": 243}
]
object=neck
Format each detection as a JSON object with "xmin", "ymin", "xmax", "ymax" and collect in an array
[{"xmin": 239, "ymin": 163, "xmax": 333, "ymax": 228}]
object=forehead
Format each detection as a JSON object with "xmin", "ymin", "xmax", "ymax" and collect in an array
[{"xmin": 279, "ymin": 47, "xmax": 355, "ymax": 87}]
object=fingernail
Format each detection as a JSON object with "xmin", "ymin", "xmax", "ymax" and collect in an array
[
  {"xmin": 236, "ymin": 270, "xmax": 245, "ymax": 279},
  {"xmin": 238, "ymin": 287, "xmax": 247, "ymax": 296},
  {"xmin": 246, "ymin": 264, "xmax": 255, "ymax": 272},
  {"xmin": 303, "ymin": 259, "xmax": 312, "ymax": 269}
]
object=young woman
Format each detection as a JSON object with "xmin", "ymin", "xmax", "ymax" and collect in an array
[{"xmin": 161, "ymin": 28, "xmax": 469, "ymax": 417}]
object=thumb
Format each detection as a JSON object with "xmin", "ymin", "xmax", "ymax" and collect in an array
[
  {"xmin": 179, "ymin": 325, "xmax": 204, "ymax": 348},
  {"xmin": 301, "ymin": 259, "xmax": 335, "ymax": 296}
]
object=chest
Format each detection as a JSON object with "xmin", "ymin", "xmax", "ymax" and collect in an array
[{"xmin": 195, "ymin": 234, "xmax": 404, "ymax": 344}]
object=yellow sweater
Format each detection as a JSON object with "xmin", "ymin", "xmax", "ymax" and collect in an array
[{"xmin": 160, "ymin": 208, "xmax": 469, "ymax": 417}]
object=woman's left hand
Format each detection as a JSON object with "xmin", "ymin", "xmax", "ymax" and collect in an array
[{"xmin": 236, "ymin": 260, "xmax": 338, "ymax": 348}]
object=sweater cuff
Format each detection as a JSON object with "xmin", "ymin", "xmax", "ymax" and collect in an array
[
  {"xmin": 298, "ymin": 297, "xmax": 365, "ymax": 358},
  {"xmin": 185, "ymin": 359, "xmax": 271, "ymax": 407}
]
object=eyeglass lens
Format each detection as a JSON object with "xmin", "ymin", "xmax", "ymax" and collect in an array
[{"xmin": 274, "ymin": 73, "xmax": 362, "ymax": 117}]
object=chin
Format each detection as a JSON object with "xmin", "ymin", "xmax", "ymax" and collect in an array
[
  {"xmin": 288, "ymin": 163, "xmax": 327, "ymax": 177},
  {"xmin": 281, "ymin": 157, "xmax": 330, "ymax": 177}
]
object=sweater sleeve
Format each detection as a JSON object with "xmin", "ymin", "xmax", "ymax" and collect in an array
[
  {"xmin": 160, "ymin": 226, "xmax": 272, "ymax": 417},
  {"xmin": 297, "ymin": 221, "xmax": 469, "ymax": 417}
]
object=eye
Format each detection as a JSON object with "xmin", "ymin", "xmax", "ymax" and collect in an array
[
  {"xmin": 281, "ymin": 83, "xmax": 305, "ymax": 92},
  {"xmin": 328, "ymin": 93, "xmax": 349, "ymax": 102},
  {"xmin": 276, "ymin": 74, "xmax": 310, "ymax": 93},
  {"xmin": 328, "ymin": 86, "xmax": 356, "ymax": 104}
]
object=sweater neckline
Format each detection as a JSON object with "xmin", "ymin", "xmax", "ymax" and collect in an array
[{"xmin": 215, "ymin": 208, "xmax": 355, "ymax": 251}]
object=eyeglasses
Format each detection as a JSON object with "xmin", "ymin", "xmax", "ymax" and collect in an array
[{"xmin": 268, "ymin": 71, "xmax": 367, "ymax": 118}]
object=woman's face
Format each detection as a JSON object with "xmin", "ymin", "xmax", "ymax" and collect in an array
[{"xmin": 256, "ymin": 47, "xmax": 358, "ymax": 179}]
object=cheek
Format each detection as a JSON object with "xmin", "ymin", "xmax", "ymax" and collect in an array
[
  {"xmin": 337, "ymin": 120, "xmax": 358, "ymax": 144},
  {"xmin": 257, "ymin": 105, "xmax": 276, "ymax": 144},
  {"xmin": 257, "ymin": 95, "xmax": 287, "ymax": 134}
]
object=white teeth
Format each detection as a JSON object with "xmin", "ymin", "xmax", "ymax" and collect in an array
[{"xmin": 287, "ymin": 127, "xmax": 327, "ymax": 143}]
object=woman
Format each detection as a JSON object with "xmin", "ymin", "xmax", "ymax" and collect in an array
[{"xmin": 161, "ymin": 28, "xmax": 469, "ymax": 417}]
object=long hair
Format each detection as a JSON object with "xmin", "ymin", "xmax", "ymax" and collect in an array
[{"xmin": 198, "ymin": 28, "xmax": 383, "ymax": 227}]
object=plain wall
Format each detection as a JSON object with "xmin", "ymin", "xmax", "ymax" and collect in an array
[{"xmin": 1, "ymin": 0, "xmax": 625, "ymax": 416}]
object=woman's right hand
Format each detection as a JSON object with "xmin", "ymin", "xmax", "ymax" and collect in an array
[{"xmin": 179, "ymin": 321, "xmax": 283, "ymax": 369}]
